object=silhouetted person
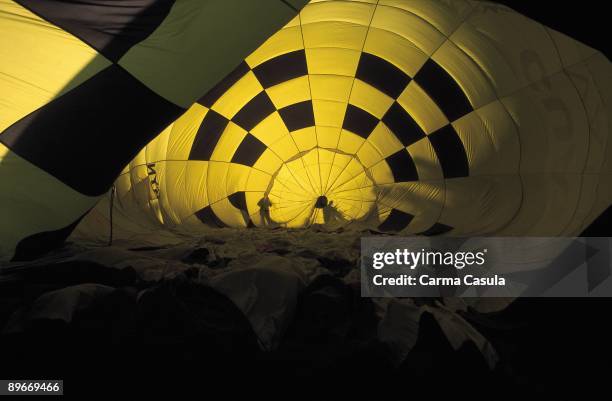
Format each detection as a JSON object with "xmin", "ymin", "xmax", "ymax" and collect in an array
[
  {"xmin": 257, "ymin": 195, "xmax": 273, "ymax": 226},
  {"xmin": 322, "ymin": 200, "xmax": 346, "ymax": 226}
]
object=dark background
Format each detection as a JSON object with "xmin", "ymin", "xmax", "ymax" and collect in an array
[
  {"xmin": 494, "ymin": 1, "xmax": 610, "ymax": 59},
  {"xmin": 488, "ymin": 3, "xmax": 611, "ymax": 401},
  {"xmin": 497, "ymin": 0, "xmax": 612, "ymax": 237}
]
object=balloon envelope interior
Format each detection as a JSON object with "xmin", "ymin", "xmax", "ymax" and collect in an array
[
  {"xmin": 83, "ymin": 0, "xmax": 611, "ymax": 244},
  {"xmin": 1, "ymin": 0, "xmax": 611, "ymax": 258}
]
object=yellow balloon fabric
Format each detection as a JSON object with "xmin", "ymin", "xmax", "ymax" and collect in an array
[
  {"xmin": 0, "ymin": 0, "xmax": 305, "ymax": 260},
  {"xmin": 74, "ymin": 0, "xmax": 612, "ymax": 245}
]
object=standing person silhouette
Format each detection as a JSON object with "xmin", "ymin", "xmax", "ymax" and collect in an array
[
  {"xmin": 322, "ymin": 200, "xmax": 334, "ymax": 224},
  {"xmin": 322, "ymin": 200, "xmax": 346, "ymax": 226},
  {"xmin": 257, "ymin": 195, "xmax": 273, "ymax": 226}
]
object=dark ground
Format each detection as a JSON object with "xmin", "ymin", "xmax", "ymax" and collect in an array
[
  {"xmin": 0, "ymin": 208, "xmax": 610, "ymax": 400},
  {"xmin": 1, "ymin": 283, "xmax": 611, "ymax": 400}
]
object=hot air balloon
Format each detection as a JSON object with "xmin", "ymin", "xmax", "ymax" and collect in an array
[
  {"xmin": 0, "ymin": 0, "xmax": 307, "ymax": 260},
  {"xmin": 72, "ymin": 0, "xmax": 612, "ymax": 247}
]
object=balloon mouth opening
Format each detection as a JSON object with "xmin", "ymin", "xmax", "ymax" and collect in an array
[
  {"xmin": 264, "ymin": 147, "xmax": 379, "ymax": 227},
  {"xmin": 314, "ymin": 195, "xmax": 328, "ymax": 209}
]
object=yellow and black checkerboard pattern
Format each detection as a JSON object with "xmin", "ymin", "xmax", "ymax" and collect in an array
[
  {"xmin": 0, "ymin": 0, "xmax": 304, "ymax": 260},
  {"xmin": 93, "ymin": 0, "xmax": 612, "ymax": 242}
]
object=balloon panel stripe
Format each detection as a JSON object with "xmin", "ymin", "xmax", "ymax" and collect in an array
[
  {"xmin": 0, "ymin": 64, "xmax": 184, "ymax": 197},
  {"xmin": 195, "ymin": 205, "xmax": 227, "ymax": 228},
  {"xmin": 377, "ymin": 209, "xmax": 414, "ymax": 232},
  {"xmin": 385, "ymin": 149, "xmax": 419, "ymax": 182},
  {"xmin": 355, "ymin": 52, "xmax": 411, "ymax": 99},
  {"xmin": 231, "ymin": 133, "xmax": 268, "ymax": 167},
  {"xmin": 228, "ymin": 191, "xmax": 248, "ymax": 211},
  {"xmin": 252, "ymin": 49, "xmax": 308, "ymax": 88},
  {"xmin": 382, "ymin": 102, "xmax": 427, "ymax": 146},
  {"xmin": 428, "ymin": 124, "xmax": 469, "ymax": 178},
  {"xmin": 418, "ymin": 222, "xmax": 454, "ymax": 236},
  {"xmin": 15, "ymin": 0, "xmax": 176, "ymax": 63},
  {"xmin": 414, "ymin": 58, "xmax": 473, "ymax": 122},
  {"xmin": 278, "ymin": 100, "xmax": 315, "ymax": 131},
  {"xmin": 232, "ymin": 91, "xmax": 277, "ymax": 131},
  {"xmin": 342, "ymin": 104, "xmax": 379, "ymax": 139},
  {"xmin": 188, "ymin": 110, "xmax": 230, "ymax": 161}
]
